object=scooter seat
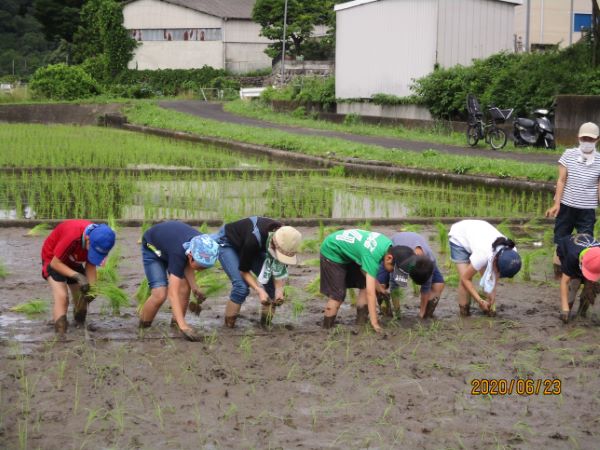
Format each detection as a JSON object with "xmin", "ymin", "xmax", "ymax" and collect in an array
[{"xmin": 515, "ymin": 118, "xmax": 535, "ymax": 128}]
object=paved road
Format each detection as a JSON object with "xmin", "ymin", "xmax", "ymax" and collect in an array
[{"xmin": 159, "ymin": 100, "xmax": 559, "ymax": 165}]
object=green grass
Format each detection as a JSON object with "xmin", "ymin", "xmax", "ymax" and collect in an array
[
  {"xmin": 10, "ymin": 299, "xmax": 49, "ymax": 316},
  {"xmin": 0, "ymin": 123, "xmax": 279, "ymax": 169},
  {"xmin": 26, "ymin": 223, "xmax": 50, "ymax": 237},
  {"xmin": 0, "ymin": 261, "xmax": 8, "ymax": 279},
  {"xmin": 125, "ymin": 102, "xmax": 557, "ymax": 182}
]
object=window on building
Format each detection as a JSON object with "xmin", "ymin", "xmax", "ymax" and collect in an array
[
  {"xmin": 574, "ymin": 13, "xmax": 592, "ymax": 32},
  {"xmin": 130, "ymin": 28, "xmax": 222, "ymax": 42}
]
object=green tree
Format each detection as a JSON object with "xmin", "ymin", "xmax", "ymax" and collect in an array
[
  {"xmin": 593, "ymin": 0, "xmax": 600, "ymax": 66},
  {"xmin": 33, "ymin": 0, "xmax": 83, "ymax": 42},
  {"xmin": 72, "ymin": 0, "xmax": 136, "ymax": 80},
  {"xmin": 252, "ymin": 0, "xmax": 338, "ymax": 59}
]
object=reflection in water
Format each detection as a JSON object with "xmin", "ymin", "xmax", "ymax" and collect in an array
[{"xmin": 0, "ymin": 173, "xmax": 552, "ymax": 220}]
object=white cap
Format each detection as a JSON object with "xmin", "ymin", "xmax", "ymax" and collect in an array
[{"xmin": 578, "ymin": 122, "xmax": 599, "ymax": 139}]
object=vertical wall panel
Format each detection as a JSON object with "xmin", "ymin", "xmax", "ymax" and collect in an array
[
  {"xmin": 336, "ymin": 0, "xmax": 437, "ymax": 99},
  {"xmin": 437, "ymin": 0, "xmax": 516, "ymax": 67}
]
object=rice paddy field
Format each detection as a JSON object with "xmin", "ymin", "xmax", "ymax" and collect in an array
[{"xmin": 1, "ymin": 123, "xmax": 600, "ymax": 450}]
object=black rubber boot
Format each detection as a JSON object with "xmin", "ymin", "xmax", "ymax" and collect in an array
[
  {"xmin": 323, "ymin": 315, "xmax": 336, "ymax": 329},
  {"xmin": 356, "ymin": 305, "xmax": 369, "ymax": 325}
]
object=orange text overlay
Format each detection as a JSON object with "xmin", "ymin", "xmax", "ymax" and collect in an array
[{"xmin": 470, "ymin": 378, "xmax": 561, "ymax": 396}]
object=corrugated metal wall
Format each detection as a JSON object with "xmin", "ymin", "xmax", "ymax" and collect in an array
[
  {"xmin": 437, "ymin": 0, "xmax": 515, "ymax": 67},
  {"xmin": 335, "ymin": 0, "xmax": 438, "ymax": 99}
]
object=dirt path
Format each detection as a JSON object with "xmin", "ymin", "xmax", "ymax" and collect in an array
[
  {"xmin": 1, "ymin": 225, "xmax": 599, "ymax": 449},
  {"xmin": 159, "ymin": 101, "xmax": 559, "ymax": 165}
]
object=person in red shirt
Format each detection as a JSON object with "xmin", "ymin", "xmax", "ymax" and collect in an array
[{"xmin": 41, "ymin": 220, "xmax": 116, "ymax": 335}]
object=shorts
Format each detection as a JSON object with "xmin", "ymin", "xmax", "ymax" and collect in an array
[
  {"xmin": 43, "ymin": 263, "xmax": 85, "ymax": 283},
  {"xmin": 142, "ymin": 243, "xmax": 168, "ymax": 289},
  {"xmin": 554, "ymin": 204, "xmax": 596, "ymax": 244},
  {"xmin": 450, "ymin": 241, "xmax": 471, "ymax": 264},
  {"xmin": 319, "ymin": 254, "xmax": 366, "ymax": 302}
]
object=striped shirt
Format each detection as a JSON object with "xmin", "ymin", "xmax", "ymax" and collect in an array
[{"xmin": 559, "ymin": 148, "xmax": 600, "ymax": 209}]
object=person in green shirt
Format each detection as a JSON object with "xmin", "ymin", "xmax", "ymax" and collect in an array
[{"xmin": 320, "ymin": 229, "xmax": 434, "ymax": 332}]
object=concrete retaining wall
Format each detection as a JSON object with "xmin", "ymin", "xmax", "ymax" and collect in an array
[
  {"xmin": 0, "ymin": 103, "xmax": 122, "ymax": 125},
  {"xmin": 337, "ymin": 102, "xmax": 433, "ymax": 121}
]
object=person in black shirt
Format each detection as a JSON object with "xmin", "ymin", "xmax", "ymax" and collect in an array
[
  {"xmin": 139, "ymin": 221, "xmax": 219, "ymax": 341},
  {"xmin": 212, "ymin": 216, "xmax": 301, "ymax": 328},
  {"xmin": 556, "ymin": 233, "xmax": 600, "ymax": 323}
]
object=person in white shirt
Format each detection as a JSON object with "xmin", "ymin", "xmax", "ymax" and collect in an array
[{"xmin": 448, "ymin": 220, "xmax": 521, "ymax": 317}]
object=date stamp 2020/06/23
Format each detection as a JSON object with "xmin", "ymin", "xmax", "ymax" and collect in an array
[{"xmin": 470, "ymin": 378, "xmax": 562, "ymax": 396}]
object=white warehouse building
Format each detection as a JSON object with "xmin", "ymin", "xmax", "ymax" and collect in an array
[
  {"xmin": 123, "ymin": 0, "xmax": 271, "ymax": 73},
  {"xmin": 335, "ymin": 0, "xmax": 522, "ymax": 99}
]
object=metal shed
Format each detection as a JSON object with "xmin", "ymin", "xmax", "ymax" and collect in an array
[{"xmin": 335, "ymin": 0, "xmax": 522, "ymax": 99}]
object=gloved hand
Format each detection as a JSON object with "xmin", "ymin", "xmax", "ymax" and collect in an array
[
  {"xmin": 71, "ymin": 273, "xmax": 90, "ymax": 293},
  {"xmin": 181, "ymin": 327, "xmax": 202, "ymax": 342}
]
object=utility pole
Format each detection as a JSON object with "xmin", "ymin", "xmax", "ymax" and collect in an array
[
  {"xmin": 569, "ymin": 0, "xmax": 574, "ymax": 46},
  {"xmin": 280, "ymin": 0, "xmax": 288, "ymax": 84},
  {"xmin": 525, "ymin": 0, "xmax": 531, "ymax": 51}
]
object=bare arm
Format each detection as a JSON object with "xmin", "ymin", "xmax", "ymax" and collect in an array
[
  {"xmin": 240, "ymin": 271, "xmax": 270, "ymax": 303},
  {"xmin": 274, "ymin": 278, "xmax": 286, "ymax": 301},
  {"xmin": 168, "ymin": 274, "xmax": 191, "ymax": 330},
  {"xmin": 546, "ymin": 165, "xmax": 567, "ymax": 217},
  {"xmin": 50, "ymin": 256, "xmax": 81, "ymax": 278},
  {"xmin": 460, "ymin": 264, "xmax": 489, "ymax": 311},
  {"xmin": 365, "ymin": 274, "xmax": 382, "ymax": 332},
  {"xmin": 84, "ymin": 263, "xmax": 97, "ymax": 285}
]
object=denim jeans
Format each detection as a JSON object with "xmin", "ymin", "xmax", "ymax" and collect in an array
[
  {"xmin": 141, "ymin": 244, "xmax": 168, "ymax": 289},
  {"xmin": 212, "ymin": 227, "xmax": 275, "ymax": 304}
]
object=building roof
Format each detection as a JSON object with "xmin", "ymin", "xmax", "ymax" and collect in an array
[
  {"xmin": 130, "ymin": 0, "xmax": 256, "ymax": 19},
  {"xmin": 335, "ymin": 0, "xmax": 522, "ymax": 13}
]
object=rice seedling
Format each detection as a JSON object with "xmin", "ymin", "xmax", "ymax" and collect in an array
[
  {"xmin": 9, "ymin": 299, "xmax": 49, "ymax": 316},
  {"xmin": 291, "ymin": 298, "xmax": 305, "ymax": 320},
  {"xmin": 135, "ymin": 277, "xmax": 151, "ymax": 313},
  {"xmin": 195, "ymin": 268, "xmax": 228, "ymax": 296},
  {"xmin": 198, "ymin": 222, "xmax": 210, "ymax": 233},
  {"xmin": 520, "ymin": 249, "xmax": 545, "ymax": 281},
  {"xmin": 26, "ymin": 223, "xmax": 50, "ymax": 237},
  {"xmin": 306, "ymin": 275, "xmax": 321, "ymax": 296},
  {"xmin": 435, "ymin": 221, "xmax": 448, "ymax": 254},
  {"xmin": 302, "ymin": 257, "xmax": 320, "ymax": 267},
  {"xmin": 0, "ymin": 261, "xmax": 8, "ymax": 279},
  {"xmin": 496, "ymin": 220, "xmax": 515, "ymax": 242},
  {"xmin": 97, "ymin": 246, "xmax": 121, "ymax": 284},
  {"xmin": 239, "ymin": 332, "xmax": 254, "ymax": 358},
  {"xmin": 90, "ymin": 281, "xmax": 129, "ymax": 315}
]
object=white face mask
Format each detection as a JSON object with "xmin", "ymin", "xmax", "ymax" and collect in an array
[{"xmin": 579, "ymin": 141, "xmax": 597, "ymax": 154}]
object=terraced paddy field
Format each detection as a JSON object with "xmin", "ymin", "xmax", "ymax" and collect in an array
[{"xmin": 1, "ymin": 123, "xmax": 598, "ymax": 449}]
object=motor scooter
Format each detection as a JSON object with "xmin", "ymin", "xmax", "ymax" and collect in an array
[{"xmin": 513, "ymin": 107, "xmax": 555, "ymax": 149}]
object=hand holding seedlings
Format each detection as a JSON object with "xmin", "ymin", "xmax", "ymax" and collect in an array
[
  {"xmin": 71, "ymin": 273, "xmax": 90, "ymax": 293},
  {"xmin": 192, "ymin": 288, "xmax": 207, "ymax": 304}
]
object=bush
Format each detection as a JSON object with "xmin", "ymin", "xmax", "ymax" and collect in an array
[
  {"xmin": 116, "ymin": 66, "xmax": 226, "ymax": 96},
  {"xmin": 260, "ymin": 76, "xmax": 335, "ymax": 109},
  {"xmin": 411, "ymin": 40, "xmax": 600, "ymax": 119},
  {"xmin": 29, "ymin": 64, "xmax": 100, "ymax": 100}
]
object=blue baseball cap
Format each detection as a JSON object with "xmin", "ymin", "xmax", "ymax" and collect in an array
[
  {"xmin": 87, "ymin": 224, "xmax": 116, "ymax": 266},
  {"xmin": 497, "ymin": 248, "xmax": 521, "ymax": 278},
  {"xmin": 186, "ymin": 235, "xmax": 219, "ymax": 268}
]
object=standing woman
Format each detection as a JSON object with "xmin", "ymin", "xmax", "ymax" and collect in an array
[
  {"xmin": 139, "ymin": 221, "xmax": 219, "ymax": 341},
  {"xmin": 448, "ymin": 220, "xmax": 521, "ymax": 316},
  {"xmin": 211, "ymin": 216, "xmax": 301, "ymax": 328}
]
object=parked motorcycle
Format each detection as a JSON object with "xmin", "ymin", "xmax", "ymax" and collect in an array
[{"xmin": 513, "ymin": 107, "xmax": 555, "ymax": 149}]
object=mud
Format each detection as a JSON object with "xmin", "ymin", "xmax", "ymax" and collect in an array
[{"xmin": 1, "ymin": 225, "xmax": 600, "ymax": 449}]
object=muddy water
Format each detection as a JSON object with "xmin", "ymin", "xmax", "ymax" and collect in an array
[
  {"xmin": 0, "ymin": 172, "xmax": 553, "ymax": 221},
  {"xmin": 1, "ymin": 226, "xmax": 599, "ymax": 449}
]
